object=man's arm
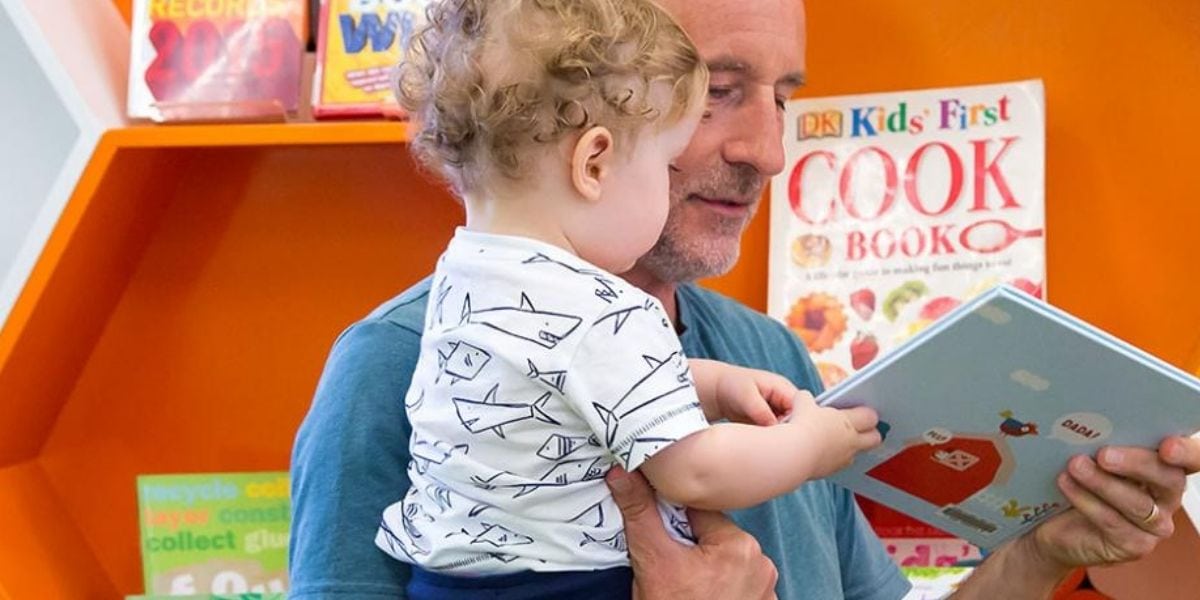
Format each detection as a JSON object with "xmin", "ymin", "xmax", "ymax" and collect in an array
[
  {"xmin": 289, "ymin": 320, "xmax": 419, "ymax": 598},
  {"xmin": 952, "ymin": 437, "xmax": 1199, "ymax": 598}
]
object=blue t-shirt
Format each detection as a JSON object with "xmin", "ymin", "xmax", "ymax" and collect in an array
[{"xmin": 289, "ymin": 278, "xmax": 910, "ymax": 599}]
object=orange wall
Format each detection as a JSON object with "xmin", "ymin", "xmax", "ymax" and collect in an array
[
  {"xmin": 796, "ymin": 3, "xmax": 1200, "ymax": 597},
  {"xmin": 26, "ymin": 1, "xmax": 1198, "ymax": 597},
  {"xmin": 799, "ymin": 0, "xmax": 1200, "ymax": 370}
]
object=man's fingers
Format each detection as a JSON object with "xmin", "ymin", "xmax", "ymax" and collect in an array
[
  {"xmin": 686, "ymin": 506, "xmax": 741, "ymax": 542},
  {"xmin": 1066, "ymin": 455, "xmax": 1176, "ymax": 538},
  {"xmin": 606, "ymin": 467, "xmax": 676, "ymax": 555},
  {"xmin": 1057, "ymin": 465, "xmax": 1162, "ymax": 559},
  {"xmin": 1096, "ymin": 446, "xmax": 1187, "ymax": 511},
  {"xmin": 1160, "ymin": 435, "xmax": 1200, "ymax": 474}
]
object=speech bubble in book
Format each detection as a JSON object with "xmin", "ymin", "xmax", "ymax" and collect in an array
[
  {"xmin": 1051, "ymin": 412, "xmax": 1113, "ymax": 445},
  {"xmin": 923, "ymin": 427, "xmax": 953, "ymax": 445}
]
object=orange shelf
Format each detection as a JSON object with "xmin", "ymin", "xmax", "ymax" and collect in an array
[
  {"xmin": 107, "ymin": 121, "xmax": 411, "ymax": 148},
  {"xmin": 0, "ymin": 120, "xmax": 444, "ymax": 596},
  {"xmin": 2, "ymin": 0, "xmax": 1200, "ymax": 598}
]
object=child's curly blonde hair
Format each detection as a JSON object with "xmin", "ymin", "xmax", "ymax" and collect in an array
[{"xmin": 396, "ymin": 0, "xmax": 708, "ymax": 196}]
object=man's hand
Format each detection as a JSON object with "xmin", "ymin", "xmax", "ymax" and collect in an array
[
  {"xmin": 954, "ymin": 436, "xmax": 1199, "ymax": 598},
  {"xmin": 1032, "ymin": 445, "xmax": 1187, "ymax": 568},
  {"xmin": 606, "ymin": 466, "xmax": 778, "ymax": 600}
]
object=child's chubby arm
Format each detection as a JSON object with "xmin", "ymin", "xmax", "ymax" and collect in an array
[
  {"xmin": 639, "ymin": 391, "xmax": 882, "ymax": 511},
  {"xmin": 688, "ymin": 359, "xmax": 797, "ymax": 425}
]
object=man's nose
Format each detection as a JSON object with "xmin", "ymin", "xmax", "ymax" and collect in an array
[{"xmin": 723, "ymin": 91, "xmax": 786, "ymax": 177}]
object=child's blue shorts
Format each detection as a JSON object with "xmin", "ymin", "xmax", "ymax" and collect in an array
[{"xmin": 408, "ymin": 565, "xmax": 633, "ymax": 600}]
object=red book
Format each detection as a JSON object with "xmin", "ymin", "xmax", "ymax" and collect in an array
[{"xmin": 128, "ymin": 0, "xmax": 307, "ymax": 121}]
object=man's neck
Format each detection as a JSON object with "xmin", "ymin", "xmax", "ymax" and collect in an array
[{"xmin": 621, "ymin": 264, "xmax": 681, "ymax": 327}]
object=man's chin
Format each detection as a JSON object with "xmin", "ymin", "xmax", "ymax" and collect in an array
[{"xmin": 638, "ymin": 239, "xmax": 740, "ymax": 285}]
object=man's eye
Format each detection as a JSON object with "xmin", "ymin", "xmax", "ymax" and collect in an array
[
  {"xmin": 708, "ymin": 86, "xmax": 733, "ymax": 101},
  {"xmin": 775, "ymin": 96, "xmax": 788, "ymax": 111}
]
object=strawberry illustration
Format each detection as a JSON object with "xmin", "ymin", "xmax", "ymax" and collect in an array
[
  {"xmin": 1011, "ymin": 278, "xmax": 1043, "ymax": 299},
  {"xmin": 850, "ymin": 332, "xmax": 879, "ymax": 369},
  {"xmin": 850, "ymin": 288, "xmax": 875, "ymax": 321},
  {"xmin": 918, "ymin": 296, "xmax": 960, "ymax": 321}
]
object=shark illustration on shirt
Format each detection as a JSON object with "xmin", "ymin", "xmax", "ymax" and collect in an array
[
  {"xmin": 469, "ymin": 456, "xmax": 609, "ymax": 498},
  {"xmin": 411, "ymin": 438, "xmax": 469, "ymax": 475},
  {"xmin": 453, "ymin": 385, "xmax": 561, "ymax": 439},
  {"xmin": 593, "ymin": 351, "xmax": 693, "ymax": 448},
  {"xmin": 436, "ymin": 340, "xmax": 492, "ymax": 384},
  {"xmin": 526, "ymin": 359, "xmax": 567, "ymax": 393},
  {"xmin": 594, "ymin": 298, "xmax": 658, "ymax": 336},
  {"xmin": 462, "ymin": 293, "xmax": 582, "ymax": 349}
]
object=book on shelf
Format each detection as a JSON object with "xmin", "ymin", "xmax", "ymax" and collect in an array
[
  {"xmin": 312, "ymin": 0, "xmax": 431, "ymax": 119},
  {"xmin": 767, "ymin": 79, "xmax": 1045, "ymax": 543},
  {"xmin": 137, "ymin": 472, "xmax": 290, "ymax": 596},
  {"xmin": 818, "ymin": 285, "xmax": 1200, "ymax": 548},
  {"xmin": 127, "ymin": 0, "xmax": 307, "ymax": 121}
]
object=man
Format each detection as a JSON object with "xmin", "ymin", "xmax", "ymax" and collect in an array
[{"xmin": 290, "ymin": 0, "xmax": 1200, "ymax": 597}]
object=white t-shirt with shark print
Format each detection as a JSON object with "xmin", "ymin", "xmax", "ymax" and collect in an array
[{"xmin": 376, "ymin": 228, "xmax": 710, "ymax": 575}]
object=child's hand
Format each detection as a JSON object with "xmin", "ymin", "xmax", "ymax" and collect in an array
[
  {"xmin": 788, "ymin": 392, "xmax": 882, "ymax": 478},
  {"xmin": 690, "ymin": 359, "xmax": 796, "ymax": 425}
]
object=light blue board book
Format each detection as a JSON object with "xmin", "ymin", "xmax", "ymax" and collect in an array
[{"xmin": 819, "ymin": 284, "xmax": 1200, "ymax": 548}]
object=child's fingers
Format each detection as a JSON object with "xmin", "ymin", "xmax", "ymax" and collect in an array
[
  {"xmin": 841, "ymin": 406, "xmax": 879, "ymax": 434},
  {"xmin": 744, "ymin": 401, "xmax": 778, "ymax": 426},
  {"xmin": 751, "ymin": 371, "xmax": 798, "ymax": 415},
  {"xmin": 731, "ymin": 377, "xmax": 777, "ymax": 426},
  {"xmin": 761, "ymin": 387, "xmax": 793, "ymax": 418}
]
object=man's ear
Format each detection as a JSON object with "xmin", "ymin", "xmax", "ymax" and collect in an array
[{"xmin": 571, "ymin": 126, "xmax": 614, "ymax": 202}]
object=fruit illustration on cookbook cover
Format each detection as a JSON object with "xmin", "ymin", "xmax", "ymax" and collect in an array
[
  {"xmin": 786, "ymin": 292, "xmax": 848, "ymax": 353},
  {"xmin": 882, "ymin": 281, "xmax": 928, "ymax": 322},
  {"xmin": 1010, "ymin": 278, "xmax": 1043, "ymax": 299},
  {"xmin": 850, "ymin": 288, "xmax": 876, "ymax": 321},
  {"xmin": 791, "ymin": 234, "xmax": 833, "ymax": 268},
  {"xmin": 919, "ymin": 297, "xmax": 961, "ymax": 322},
  {"xmin": 817, "ymin": 362, "xmax": 849, "ymax": 388},
  {"xmin": 850, "ymin": 332, "xmax": 879, "ymax": 369}
]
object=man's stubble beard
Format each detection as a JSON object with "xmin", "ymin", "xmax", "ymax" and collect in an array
[{"xmin": 637, "ymin": 161, "xmax": 764, "ymax": 284}]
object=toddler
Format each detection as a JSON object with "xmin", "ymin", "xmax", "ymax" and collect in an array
[{"xmin": 375, "ymin": 0, "xmax": 881, "ymax": 598}]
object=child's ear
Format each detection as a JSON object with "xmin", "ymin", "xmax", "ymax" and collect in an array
[{"xmin": 571, "ymin": 126, "xmax": 614, "ymax": 202}]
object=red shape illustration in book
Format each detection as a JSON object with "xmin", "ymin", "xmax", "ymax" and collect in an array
[{"xmin": 867, "ymin": 432, "xmax": 1016, "ymax": 508}]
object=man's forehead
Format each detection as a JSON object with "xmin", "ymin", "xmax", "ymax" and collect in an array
[{"xmin": 659, "ymin": 0, "xmax": 806, "ymax": 84}]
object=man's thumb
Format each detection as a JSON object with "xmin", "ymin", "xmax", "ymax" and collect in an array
[{"xmin": 606, "ymin": 466, "xmax": 673, "ymax": 550}]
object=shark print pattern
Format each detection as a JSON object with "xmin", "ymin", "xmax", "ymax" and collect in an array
[
  {"xmin": 433, "ymin": 276, "xmax": 453, "ymax": 328},
  {"xmin": 580, "ymin": 530, "xmax": 626, "ymax": 553},
  {"xmin": 436, "ymin": 340, "xmax": 492, "ymax": 385},
  {"xmin": 522, "ymin": 253, "xmax": 622, "ymax": 304},
  {"xmin": 411, "ymin": 438, "xmax": 469, "ymax": 475},
  {"xmin": 469, "ymin": 456, "xmax": 609, "ymax": 499},
  {"xmin": 567, "ymin": 501, "xmax": 607, "ymax": 528},
  {"xmin": 380, "ymin": 230, "xmax": 708, "ymax": 574},
  {"xmin": 536, "ymin": 433, "xmax": 596, "ymax": 461},
  {"xmin": 405, "ymin": 388, "xmax": 425, "ymax": 413},
  {"xmin": 525, "ymin": 359, "xmax": 567, "ymax": 393},
  {"xmin": 453, "ymin": 385, "xmax": 560, "ymax": 439},
  {"xmin": 463, "ymin": 293, "xmax": 582, "ymax": 349},
  {"xmin": 592, "ymin": 351, "xmax": 692, "ymax": 449},
  {"xmin": 594, "ymin": 298, "xmax": 657, "ymax": 336},
  {"xmin": 425, "ymin": 483, "xmax": 453, "ymax": 513},
  {"xmin": 618, "ymin": 437, "xmax": 678, "ymax": 469},
  {"xmin": 453, "ymin": 522, "xmax": 535, "ymax": 548}
]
